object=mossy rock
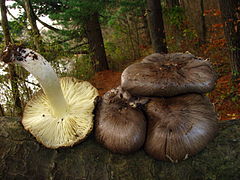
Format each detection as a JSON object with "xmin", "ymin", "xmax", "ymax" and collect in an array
[{"xmin": 0, "ymin": 116, "xmax": 240, "ymax": 180}]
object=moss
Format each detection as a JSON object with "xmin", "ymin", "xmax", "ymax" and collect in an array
[{"xmin": 0, "ymin": 117, "xmax": 240, "ymax": 179}]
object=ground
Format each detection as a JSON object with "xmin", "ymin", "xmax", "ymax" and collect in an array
[
  {"xmin": 90, "ymin": 70, "xmax": 122, "ymax": 96},
  {"xmin": 209, "ymin": 74, "xmax": 240, "ymax": 121},
  {"xmin": 90, "ymin": 70, "xmax": 240, "ymax": 121}
]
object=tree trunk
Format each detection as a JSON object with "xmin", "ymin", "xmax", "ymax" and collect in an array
[
  {"xmin": 142, "ymin": 10, "xmax": 152, "ymax": 46},
  {"xmin": 166, "ymin": 0, "xmax": 180, "ymax": 8},
  {"xmin": 8, "ymin": 66, "xmax": 23, "ymax": 116},
  {"xmin": 147, "ymin": 0, "xmax": 168, "ymax": 53},
  {"xmin": 0, "ymin": 0, "xmax": 23, "ymax": 116},
  {"xmin": 0, "ymin": 116, "xmax": 240, "ymax": 179},
  {"xmin": 125, "ymin": 15, "xmax": 138, "ymax": 60},
  {"xmin": 219, "ymin": 0, "xmax": 240, "ymax": 79},
  {"xmin": 199, "ymin": 0, "xmax": 207, "ymax": 45},
  {"xmin": 85, "ymin": 13, "xmax": 109, "ymax": 72},
  {"xmin": 24, "ymin": 0, "xmax": 42, "ymax": 51},
  {"xmin": 0, "ymin": 0, "xmax": 11, "ymax": 44},
  {"xmin": 0, "ymin": 104, "xmax": 4, "ymax": 116}
]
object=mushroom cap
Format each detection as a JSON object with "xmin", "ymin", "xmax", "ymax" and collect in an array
[
  {"xmin": 144, "ymin": 94, "xmax": 218, "ymax": 162},
  {"xmin": 95, "ymin": 87, "xmax": 146, "ymax": 154},
  {"xmin": 121, "ymin": 53, "xmax": 217, "ymax": 97},
  {"xmin": 22, "ymin": 77, "xmax": 98, "ymax": 149}
]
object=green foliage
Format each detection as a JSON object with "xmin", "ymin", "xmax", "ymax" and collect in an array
[
  {"xmin": 104, "ymin": 41, "xmax": 131, "ymax": 70},
  {"xmin": 0, "ymin": 32, "xmax": 3, "ymax": 42},
  {"xmin": 182, "ymin": 28, "xmax": 198, "ymax": 39},
  {"xmin": 107, "ymin": 0, "xmax": 145, "ymax": 25},
  {"xmin": 163, "ymin": 6, "xmax": 185, "ymax": 28},
  {"xmin": 9, "ymin": 20, "xmax": 24, "ymax": 36},
  {"xmin": 33, "ymin": 0, "xmax": 112, "ymax": 25},
  {"xmin": 59, "ymin": 54, "xmax": 94, "ymax": 80},
  {"xmin": 104, "ymin": 0, "xmax": 148, "ymax": 70},
  {"xmin": 117, "ymin": 0, "xmax": 145, "ymax": 15}
]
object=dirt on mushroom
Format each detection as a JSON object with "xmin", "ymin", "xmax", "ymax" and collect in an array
[{"xmin": 90, "ymin": 70, "xmax": 240, "ymax": 121}]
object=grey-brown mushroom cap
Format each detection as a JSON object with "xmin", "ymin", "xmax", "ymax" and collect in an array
[
  {"xmin": 95, "ymin": 87, "xmax": 147, "ymax": 154},
  {"xmin": 121, "ymin": 53, "xmax": 217, "ymax": 97},
  {"xmin": 144, "ymin": 94, "xmax": 218, "ymax": 162}
]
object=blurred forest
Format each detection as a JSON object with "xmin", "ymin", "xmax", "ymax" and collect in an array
[{"xmin": 0, "ymin": 0, "xmax": 239, "ymax": 120}]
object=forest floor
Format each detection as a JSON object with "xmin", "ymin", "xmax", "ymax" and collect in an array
[
  {"xmin": 90, "ymin": 69, "xmax": 240, "ymax": 121},
  {"xmin": 208, "ymin": 74, "xmax": 240, "ymax": 121}
]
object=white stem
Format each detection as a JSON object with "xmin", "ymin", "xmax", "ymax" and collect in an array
[{"xmin": 14, "ymin": 48, "xmax": 68, "ymax": 118}]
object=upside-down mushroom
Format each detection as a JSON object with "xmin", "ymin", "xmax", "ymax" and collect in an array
[
  {"xmin": 95, "ymin": 87, "xmax": 147, "ymax": 154},
  {"xmin": 0, "ymin": 45, "xmax": 98, "ymax": 149},
  {"xmin": 144, "ymin": 94, "xmax": 218, "ymax": 162},
  {"xmin": 121, "ymin": 53, "xmax": 217, "ymax": 97}
]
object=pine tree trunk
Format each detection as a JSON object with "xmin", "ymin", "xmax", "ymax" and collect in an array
[
  {"xmin": 219, "ymin": 0, "xmax": 240, "ymax": 79},
  {"xmin": 0, "ymin": 116, "xmax": 240, "ymax": 179},
  {"xmin": 0, "ymin": 0, "xmax": 23, "ymax": 116},
  {"xmin": 24, "ymin": 0, "xmax": 42, "ymax": 51},
  {"xmin": 147, "ymin": 0, "xmax": 168, "ymax": 53},
  {"xmin": 85, "ymin": 13, "xmax": 109, "ymax": 72}
]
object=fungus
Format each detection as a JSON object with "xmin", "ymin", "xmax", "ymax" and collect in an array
[
  {"xmin": 121, "ymin": 53, "xmax": 217, "ymax": 97},
  {"xmin": 1, "ymin": 45, "xmax": 98, "ymax": 148},
  {"xmin": 144, "ymin": 94, "xmax": 218, "ymax": 162},
  {"xmin": 95, "ymin": 87, "xmax": 147, "ymax": 154}
]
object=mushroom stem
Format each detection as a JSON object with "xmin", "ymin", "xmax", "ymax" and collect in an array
[{"xmin": 15, "ymin": 49, "xmax": 68, "ymax": 118}]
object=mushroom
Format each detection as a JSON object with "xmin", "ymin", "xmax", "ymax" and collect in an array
[
  {"xmin": 95, "ymin": 87, "xmax": 147, "ymax": 154},
  {"xmin": 0, "ymin": 45, "xmax": 98, "ymax": 148},
  {"xmin": 121, "ymin": 53, "xmax": 217, "ymax": 97},
  {"xmin": 144, "ymin": 94, "xmax": 218, "ymax": 162}
]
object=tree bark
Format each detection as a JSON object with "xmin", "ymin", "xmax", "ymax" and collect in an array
[
  {"xmin": 166, "ymin": 0, "xmax": 180, "ymax": 8},
  {"xmin": 0, "ymin": 104, "xmax": 4, "ymax": 116},
  {"xmin": 219, "ymin": 0, "xmax": 240, "ymax": 79},
  {"xmin": 0, "ymin": 116, "xmax": 240, "ymax": 179},
  {"xmin": 0, "ymin": 0, "xmax": 11, "ymax": 44},
  {"xmin": 147, "ymin": 0, "xmax": 168, "ymax": 53},
  {"xmin": 85, "ymin": 13, "xmax": 109, "ymax": 72},
  {"xmin": 199, "ymin": 0, "xmax": 207, "ymax": 45},
  {"xmin": 0, "ymin": 0, "xmax": 23, "ymax": 116},
  {"xmin": 35, "ymin": 15, "xmax": 61, "ymax": 33},
  {"xmin": 24, "ymin": 0, "xmax": 42, "ymax": 51},
  {"xmin": 8, "ymin": 66, "xmax": 23, "ymax": 116},
  {"xmin": 142, "ymin": 10, "xmax": 152, "ymax": 46}
]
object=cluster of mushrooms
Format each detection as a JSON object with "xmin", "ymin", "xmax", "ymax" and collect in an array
[
  {"xmin": 95, "ymin": 53, "xmax": 218, "ymax": 162},
  {"xmin": 0, "ymin": 45, "xmax": 218, "ymax": 163}
]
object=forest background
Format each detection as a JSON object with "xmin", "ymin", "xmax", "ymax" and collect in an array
[{"xmin": 0, "ymin": 0, "xmax": 239, "ymax": 121}]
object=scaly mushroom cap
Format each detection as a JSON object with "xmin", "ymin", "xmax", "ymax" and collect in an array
[
  {"xmin": 121, "ymin": 53, "xmax": 217, "ymax": 97},
  {"xmin": 22, "ymin": 77, "xmax": 98, "ymax": 148},
  {"xmin": 144, "ymin": 94, "xmax": 218, "ymax": 162},
  {"xmin": 95, "ymin": 87, "xmax": 146, "ymax": 154}
]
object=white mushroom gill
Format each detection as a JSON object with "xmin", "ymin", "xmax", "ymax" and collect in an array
[
  {"xmin": 23, "ymin": 77, "xmax": 98, "ymax": 148},
  {"xmin": 13, "ymin": 48, "xmax": 68, "ymax": 118},
  {"xmin": 2, "ymin": 46, "xmax": 99, "ymax": 148}
]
